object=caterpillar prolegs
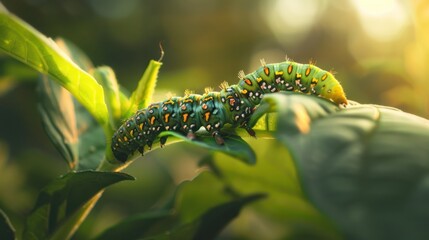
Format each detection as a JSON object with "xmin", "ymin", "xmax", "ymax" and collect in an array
[{"xmin": 111, "ymin": 60, "xmax": 347, "ymax": 162}]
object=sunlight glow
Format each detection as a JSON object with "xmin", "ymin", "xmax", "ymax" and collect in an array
[
  {"xmin": 262, "ymin": 0, "xmax": 326, "ymax": 45},
  {"xmin": 350, "ymin": 0, "xmax": 409, "ymax": 42}
]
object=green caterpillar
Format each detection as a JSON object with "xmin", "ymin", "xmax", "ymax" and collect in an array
[{"xmin": 111, "ymin": 60, "xmax": 347, "ymax": 162}]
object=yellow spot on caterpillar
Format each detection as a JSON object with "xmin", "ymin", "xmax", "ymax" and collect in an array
[
  {"xmin": 118, "ymin": 138, "xmax": 122, "ymax": 143},
  {"xmin": 305, "ymin": 67, "xmax": 311, "ymax": 76},
  {"xmin": 275, "ymin": 71, "xmax": 284, "ymax": 76},
  {"xmin": 123, "ymin": 136, "xmax": 128, "ymax": 142},
  {"xmin": 139, "ymin": 123, "xmax": 143, "ymax": 130},
  {"xmin": 150, "ymin": 116, "xmax": 155, "ymax": 125},
  {"xmin": 256, "ymin": 77, "xmax": 262, "ymax": 82},
  {"xmin": 287, "ymin": 64, "xmax": 293, "ymax": 74},
  {"xmin": 311, "ymin": 78, "xmax": 318, "ymax": 84},
  {"xmin": 182, "ymin": 113, "xmax": 189, "ymax": 122},
  {"xmin": 296, "ymin": 73, "xmax": 302, "ymax": 79},
  {"xmin": 164, "ymin": 99, "xmax": 174, "ymax": 105},
  {"xmin": 130, "ymin": 130, "xmax": 134, "ymax": 136},
  {"xmin": 184, "ymin": 98, "xmax": 194, "ymax": 103},
  {"xmin": 204, "ymin": 96, "xmax": 214, "ymax": 102},
  {"xmin": 204, "ymin": 112, "xmax": 211, "ymax": 121},
  {"xmin": 321, "ymin": 73, "xmax": 328, "ymax": 81},
  {"xmin": 241, "ymin": 89, "xmax": 248, "ymax": 95},
  {"xmin": 164, "ymin": 113, "xmax": 170, "ymax": 123}
]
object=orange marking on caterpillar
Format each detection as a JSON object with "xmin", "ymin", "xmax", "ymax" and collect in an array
[
  {"xmin": 321, "ymin": 73, "xmax": 328, "ymax": 81},
  {"xmin": 305, "ymin": 67, "xmax": 311, "ymax": 76},
  {"xmin": 264, "ymin": 67, "xmax": 270, "ymax": 76},
  {"xmin": 182, "ymin": 113, "xmax": 189, "ymax": 122},
  {"xmin": 244, "ymin": 79, "xmax": 252, "ymax": 86},
  {"xmin": 150, "ymin": 116, "xmax": 156, "ymax": 125},
  {"xmin": 287, "ymin": 64, "xmax": 293, "ymax": 74},
  {"xmin": 164, "ymin": 113, "xmax": 170, "ymax": 123},
  {"xmin": 204, "ymin": 112, "xmax": 211, "ymax": 121}
]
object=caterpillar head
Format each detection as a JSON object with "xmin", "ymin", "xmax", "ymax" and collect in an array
[{"xmin": 327, "ymin": 85, "xmax": 348, "ymax": 106}]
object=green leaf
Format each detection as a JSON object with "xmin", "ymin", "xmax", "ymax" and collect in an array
[
  {"xmin": 165, "ymin": 194, "xmax": 265, "ymax": 240},
  {"xmin": 0, "ymin": 209, "xmax": 15, "ymax": 240},
  {"xmin": 75, "ymin": 101, "xmax": 107, "ymax": 170},
  {"xmin": 94, "ymin": 210, "xmax": 175, "ymax": 240},
  {"xmin": 159, "ymin": 130, "xmax": 256, "ymax": 165},
  {"xmin": 38, "ymin": 75, "xmax": 79, "ymax": 169},
  {"xmin": 37, "ymin": 39, "xmax": 107, "ymax": 170},
  {"xmin": 23, "ymin": 171, "xmax": 134, "ymax": 240},
  {"xmin": 0, "ymin": 5, "xmax": 109, "ymax": 129},
  {"xmin": 126, "ymin": 59, "xmax": 162, "ymax": 118},
  {"xmin": 259, "ymin": 93, "xmax": 429, "ymax": 239},
  {"xmin": 93, "ymin": 66, "xmax": 123, "ymax": 125}
]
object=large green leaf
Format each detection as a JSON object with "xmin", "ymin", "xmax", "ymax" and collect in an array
[
  {"xmin": 0, "ymin": 5, "xmax": 108, "ymax": 128},
  {"xmin": 0, "ymin": 209, "xmax": 14, "ymax": 240},
  {"xmin": 201, "ymin": 139, "xmax": 342, "ymax": 239},
  {"xmin": 37, "ymin": 39, "xmax": 107, "ymax": 170},
  {"xmin": 23, "ymin": 171, "xmax": 134, "ymax": 240},
  {"xmin": 257, "ymin": 93, "xmax": 429, "ymax": 240}
]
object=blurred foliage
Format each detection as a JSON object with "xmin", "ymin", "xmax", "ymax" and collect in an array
[{"xmin": 1, "ymin": 0, "xmax": 429, "ymax": 240}]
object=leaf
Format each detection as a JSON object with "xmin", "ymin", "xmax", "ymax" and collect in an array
[
  {"xmin": 258, "ymin": 93, "xmax": 429, "ymax": 240},
  {"xmin": 94, "ymin": 210, "xmax": 175, "ymax": 240},
  {"xmin": 203, "ymin": 139, "xmax": 342, "ymax": 239},
  {"xmin": 167, "ymin": 194, "xmax": 266, "ymax": 240},
  {"xmin": 159, "ymin": 130, "xmax": 256, "ymax": 165},
  {"xmin": 126, "ymin": 59, "xmax": 162, "ymax": 118},
  {"xmin": 0, "ymin": 209, "xmax": 15, "ymax": 240},
  {"xmin": 0, "ymin": 5, "xmax": 109, "ymax": 128},
  {"xmin": 23, "ymin": 171, "xmax": 134, "ymax": 240},
  {"xmin": 37, "ymin": 39, "xmax": 107, "ymax": 170},
  {"xmin": 93, "ymin": 66, "xmax": 123, "ymax": 124},
  {"xmin": 38, "ymin": 75, "xmax": 79, "ymax": 169},
  {"xmin": 75, "ymin": 102, "xmax": 107, "ymax": 170}
]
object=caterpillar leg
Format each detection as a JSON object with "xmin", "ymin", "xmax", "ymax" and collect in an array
[
  {"xmin": 186, "ymin": 131, "xmax": 196, "ymax": 140},
  {"xmin": 160, "ymin": 136, "xmax": 168, "ymax": 148},
  {"xmin": 212, "ymin": 131, "xmax": 225, "ymax": 145},
  {"xmin": 241, "ymin": 122, "xmax": 256, "ymax": 138},
  {"xmin": 138, "ymin": 146, "xmax": 144, "ymax": 156},
  {"xmin": 146, "ymin": 141, "xmax": 153, "ymax": 150},
  {"xmin": 245, "ymin": 127, "xmax": 256, "ymax": 138}
]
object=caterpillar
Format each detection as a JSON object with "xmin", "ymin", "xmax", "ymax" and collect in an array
[{"xmin": 111, "ymin": 60, "xmax": 347, "ymax": 162}]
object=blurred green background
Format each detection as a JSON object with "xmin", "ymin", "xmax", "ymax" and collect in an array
[{"xmin": 1, "ymin": 0, "xmax": 428, "ymax": 239}]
